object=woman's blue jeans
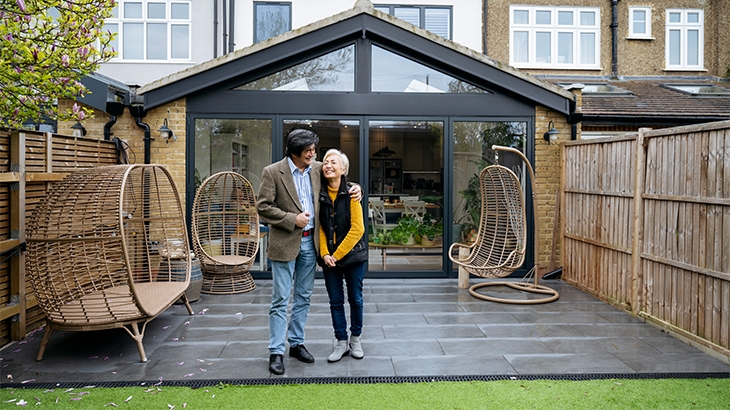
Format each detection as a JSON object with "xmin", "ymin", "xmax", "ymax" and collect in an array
[{"xmin": 323, "ymin": 262, "xmax": 365, "ymax": 341}]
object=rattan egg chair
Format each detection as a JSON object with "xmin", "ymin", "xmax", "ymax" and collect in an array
[
  {"xmin": 449, "ymin": 146, "xmax": 559, "ymax": 304},
  {"xmin": 192, "ymin": 172, "xmax": 258, "ymax": 294},
  {"xmin": 26, "ymin": 165, "xmax": 195, "ymax": 363}
]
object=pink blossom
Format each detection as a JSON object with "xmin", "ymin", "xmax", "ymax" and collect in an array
[{"xmin": 16, "ymin": 0, "xmax": 26, "ymax": 12}]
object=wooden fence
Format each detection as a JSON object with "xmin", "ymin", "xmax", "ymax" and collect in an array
[
  {"xmin": 0, "ymin": 130, "xmax": 119, "ymax": 346},
  {"xmin": 561, "ymin": 121, "xmax": 730, "ymax": 363}
]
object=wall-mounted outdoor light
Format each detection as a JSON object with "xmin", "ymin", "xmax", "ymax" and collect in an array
[
  {"xmin": 158, "ymin": 117, "xmax": 177, "ymax": 144},
  {"xmin": 71, "ymin": 121, "xmax": 87, "ymax": 137},
  {"xmin": 543, "ymin": 121, "xmax": 559, "ymax": 144}
]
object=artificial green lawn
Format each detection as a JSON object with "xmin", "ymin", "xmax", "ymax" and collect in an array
[{"xmin": 2, "ymin": 379, "xmax": 729, "ymax": 409}]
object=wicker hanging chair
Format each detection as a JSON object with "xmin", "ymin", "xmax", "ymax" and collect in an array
[
  {"xmin": 26, "ymin": 165, "xmax": 195, "ymax": 363},
  {"xmin": 192, "ymin": 172, "xmax": 258, "ymax": 294},
  {"xmin": 449, "ymin": 146, "xmax": 559, "ymax": 304}
]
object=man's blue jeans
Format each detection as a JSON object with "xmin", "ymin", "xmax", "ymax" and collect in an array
[
  {"xmin": 268, "ymin": 236, "xmax": 316, "ymax": 355},
  {"xmin": 323, "ymin": 262, "xmax": 365, "ymax": 341}
]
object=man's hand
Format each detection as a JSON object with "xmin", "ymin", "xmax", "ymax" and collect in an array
[
  {"xmin": 348, "ymin": 183, "xmax": 363, "ymax": 202},
  {"xmin": 295, "ymin": 212, "xmax": 311, "ymax": 228}
]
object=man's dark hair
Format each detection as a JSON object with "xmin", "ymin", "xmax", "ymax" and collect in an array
[{"xmin": 285, "ymin": 129, "xmax": 319, "ymax": 158}]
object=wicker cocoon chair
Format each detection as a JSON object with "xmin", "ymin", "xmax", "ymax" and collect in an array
[
  {"xmin": 26, "ymin": 165, "xmax": 195, "ymax": 362},
  {"xmin": 449, "ymin": 146, "xmax": 558, "ymax": 304},
  {"xmin": 192, "ymin": 172, "xmax": 258, "ymax": 294}
]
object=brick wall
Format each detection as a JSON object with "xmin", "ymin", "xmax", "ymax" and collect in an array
[
  {"xmin": 58, "ymin": 99, "xmax": 188, "ymax": 205},
  {"xmin": 535, "ymin": 106, "xmax": 571, "ymax": 272}
]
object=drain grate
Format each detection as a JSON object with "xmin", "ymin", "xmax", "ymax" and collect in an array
[{"xmin": 2, "ymin": 373, "xmax": 728, "ymax": 390}]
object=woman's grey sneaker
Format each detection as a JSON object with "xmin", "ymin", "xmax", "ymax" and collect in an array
[{"xmin": 327, "ymin": 339, "xmax": 350, "ymax": 363}]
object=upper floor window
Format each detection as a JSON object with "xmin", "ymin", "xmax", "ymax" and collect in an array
[
  {"xmin": 254, "ymin": 2, "xmax": 291, "ymax": 43},
  {"xmin": 665, "ymin": 9, "xmax": 703, "ymax": 70},
  {"xmin": 374, "ymin": 5, "xmax": 452, "ymax": 40},
  {"xmin": 628, "ymin": 7, "xmax": 652, "ymax": 39},
  {"xmin": 105, "ymin": 0, "xmax": 191, "ymax": 61},
  {"xmin": 510, "ymin": 6, "xmax": 600, "ymax": 69}
]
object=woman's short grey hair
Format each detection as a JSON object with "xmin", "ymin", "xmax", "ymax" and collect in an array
[{"xmin": 323, "ymin": 149, "xmax": 349, "ymax": 176}]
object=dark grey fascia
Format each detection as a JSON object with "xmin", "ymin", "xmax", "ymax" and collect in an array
[{"xmin": 144, "ymin": 13, "xmax": 571, "ymax": 115}]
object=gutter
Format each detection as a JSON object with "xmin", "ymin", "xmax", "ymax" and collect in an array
[{"xmin": 611, "ymin": 0, "xmax": 619, "ymax": 79}]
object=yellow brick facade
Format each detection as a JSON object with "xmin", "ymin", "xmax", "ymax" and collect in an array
[
  {"xmin": 58, "ymin": 99, "xmax": 188, "ymax": 205},
  {"xmin": 534, "ymin": 106, "xmax": 574, "ymax": 272}
]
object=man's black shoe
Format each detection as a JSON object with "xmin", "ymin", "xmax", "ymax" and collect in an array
[
  {"xmin": 269, "ymin": 354, "xmax": 284, "ymax": 375},
  {"xmin": 289, "ymin": 344, "xmax": 315, "ymax": 363}
]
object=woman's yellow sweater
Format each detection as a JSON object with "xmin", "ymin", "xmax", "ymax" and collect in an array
[{"xmin": 319, "ymin": 185, "xmax": 365, "ymax": 261}]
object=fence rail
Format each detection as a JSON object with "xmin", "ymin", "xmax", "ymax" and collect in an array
[
  {"xmin": 562, "ymin": 121, "xmax": 730, "ymax": 363},
  {"xmin": 0, "ymin": 130, "xmax": 119, "ymax": 345}
]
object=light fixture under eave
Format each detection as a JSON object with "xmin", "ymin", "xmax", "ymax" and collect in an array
[
  {"xmin": 158, "ymin": 118, "xmax": 177, "ymax": 143},
  {"xmin": 543, "ymin": 121, "xmax": 559, "ymax": 144},
  {"xmin": 71, "ymin": 121, "xmax": 86, "ymax": 137}
]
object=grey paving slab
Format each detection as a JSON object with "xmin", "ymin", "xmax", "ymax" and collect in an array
[
  {"xmin": 375, "ymin": 302, "xmax": 465, "ymax": 313},
  {"xmin": 477, "ymin": 323, "xmax": 587, "ymax": 338},
  {"xmin": 1, "ymin": 278, "xmax": 728, "ymax": 385},
  {"xmin": 439, "ymin": 338, "xmax": 554, "ymax": 355},
  {"xmin": 538, "ymin": 337, "xmax": 661, "ymax": 354},
  {"xmin": 616, "ymin": 353, "xmax": 730, "ymax": 373},
  {"xmin": 392, "ymin": 355, "xmax": 517, "ymax": 376},
  {"xmin": 424, "ymin": 312, "xmax": 520, "ymax": 325},
  {"xmin": 383, "ymin": 324, "xmax": 486, "ymax": 339},
  {"xmin": 505, "ymin": 353, "xmax": 636, "ymax": 374}
]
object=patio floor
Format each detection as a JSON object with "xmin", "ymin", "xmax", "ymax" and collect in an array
[{"xmin": 1, "ymin": 278, "xmax": 728, "ymax": 387}]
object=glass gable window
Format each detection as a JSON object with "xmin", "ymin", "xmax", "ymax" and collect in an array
[
  {"xmin": 510, "ymin": 6, "xmax": 600, "ymax": 69},
  {"xmin": 105, "ymin": 0, "xmax": 190, "ymax": 60},
  {"xmin": 374, "ymin": 5, "xmax": 452, "ymax": 40},
  {"xmin": 254, "ymin": 2, "xmax": 291, "ymax": 43},
  {"xmin": 629, "ymin": 7, "xmax": 652, "ymax": 39},
  {"xmin": 665, "ymin": 9, "xmax": 704, "ymax": 70},
  {"xmin": 371, "ymin": 46, "xmax": 487, "ymax": 93},
  {"xmin": 236, "ymin": 45, "xmax": 355, "ymax": 91}
]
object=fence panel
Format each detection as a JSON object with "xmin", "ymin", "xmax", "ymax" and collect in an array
[
  {"xmin": 562, "ymin": 121, "xmax": 730, "ymax": 363},
  {"xmin": 0, "ymin": 130, "xmax": 119, "ymax": 346}
]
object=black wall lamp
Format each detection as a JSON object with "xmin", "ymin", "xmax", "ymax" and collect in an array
[
  {"xmin": 71, "ymin": 121, "xmax": 87, "ymax": 137},
  {"xmin": 543, "ymin": 121, "xmax": 559, "ymax": 144},
  {"xmin": 158, "ymin": 117, "xmax": 177, "ymax": 143}
]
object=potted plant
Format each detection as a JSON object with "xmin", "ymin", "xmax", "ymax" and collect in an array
[
  {"xmin": 390, "ymin": 214, "xmax": 420, "ymax": 245},
  {"xmin": 417, "ymin": 213, "xmax": 443, "ymax": 246}
]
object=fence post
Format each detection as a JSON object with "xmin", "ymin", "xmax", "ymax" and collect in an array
[
  {"xmin": 631, "ymin": 129, "xmax": 649, "ymax": 316},
  {"xmin": 9, "ymin": 131, "xmax": 27, "ymax": 340}
]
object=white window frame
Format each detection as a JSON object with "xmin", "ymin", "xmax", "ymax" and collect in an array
[
  {"xmin": 628, "ymin": 7, "xmax": 652, "ymax": 39},
  {"xmin": 665, "ymin": 9, "xmax": 704, "ymax": 70},
  {"xmin": 106, "ymin": 0, "xmax": 192, "ymax": 62},
  {"xmin": 509, "ymin": 6, "xmax": 600, "ymax": 70}
]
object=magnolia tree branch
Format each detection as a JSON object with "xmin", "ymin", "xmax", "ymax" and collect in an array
[{"xmin": 0, "ymin": 0, "xmax": 116, "ymax": 129}]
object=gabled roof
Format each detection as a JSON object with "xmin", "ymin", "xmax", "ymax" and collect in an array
[{"xmin": 139, "ymin": 0, "xmax": 573, "ymax": 115}]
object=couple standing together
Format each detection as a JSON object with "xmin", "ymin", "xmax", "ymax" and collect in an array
[{"xmin": 257, "ymin": 129, "xmax": 367, "ymax": 375}]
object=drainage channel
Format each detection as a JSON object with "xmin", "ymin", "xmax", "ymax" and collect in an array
[{"xmin": 2, "ymin": 373, "xmax": 728, "ymax": 390}]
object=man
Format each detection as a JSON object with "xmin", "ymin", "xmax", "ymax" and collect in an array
[{"xmin": 257, "ymin": 129, "xmax": 361, "ymax": 375}]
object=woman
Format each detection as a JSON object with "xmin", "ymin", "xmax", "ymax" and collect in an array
[{"xmin": 318, "ymin": 149, "xmax": 368, "ymax": 363}]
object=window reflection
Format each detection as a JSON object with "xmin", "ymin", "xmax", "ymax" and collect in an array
[
  {"xmin": 194, "ymin": 119, "xmax": 272, "ymax": 194},
  {"xmin": 236, "ymin": 46, "xmax": 355, "ymax": 92},
  {"xmin": 452, "ymin": 121, "xmax": 526, "ymax": 252},
  {"xmin": 371, "ymin": 46, "xmax": 487, "ymax": 93},
  {"xmin": 368, "ymin": 120, "xmax": 444, "ymax": 272}
]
